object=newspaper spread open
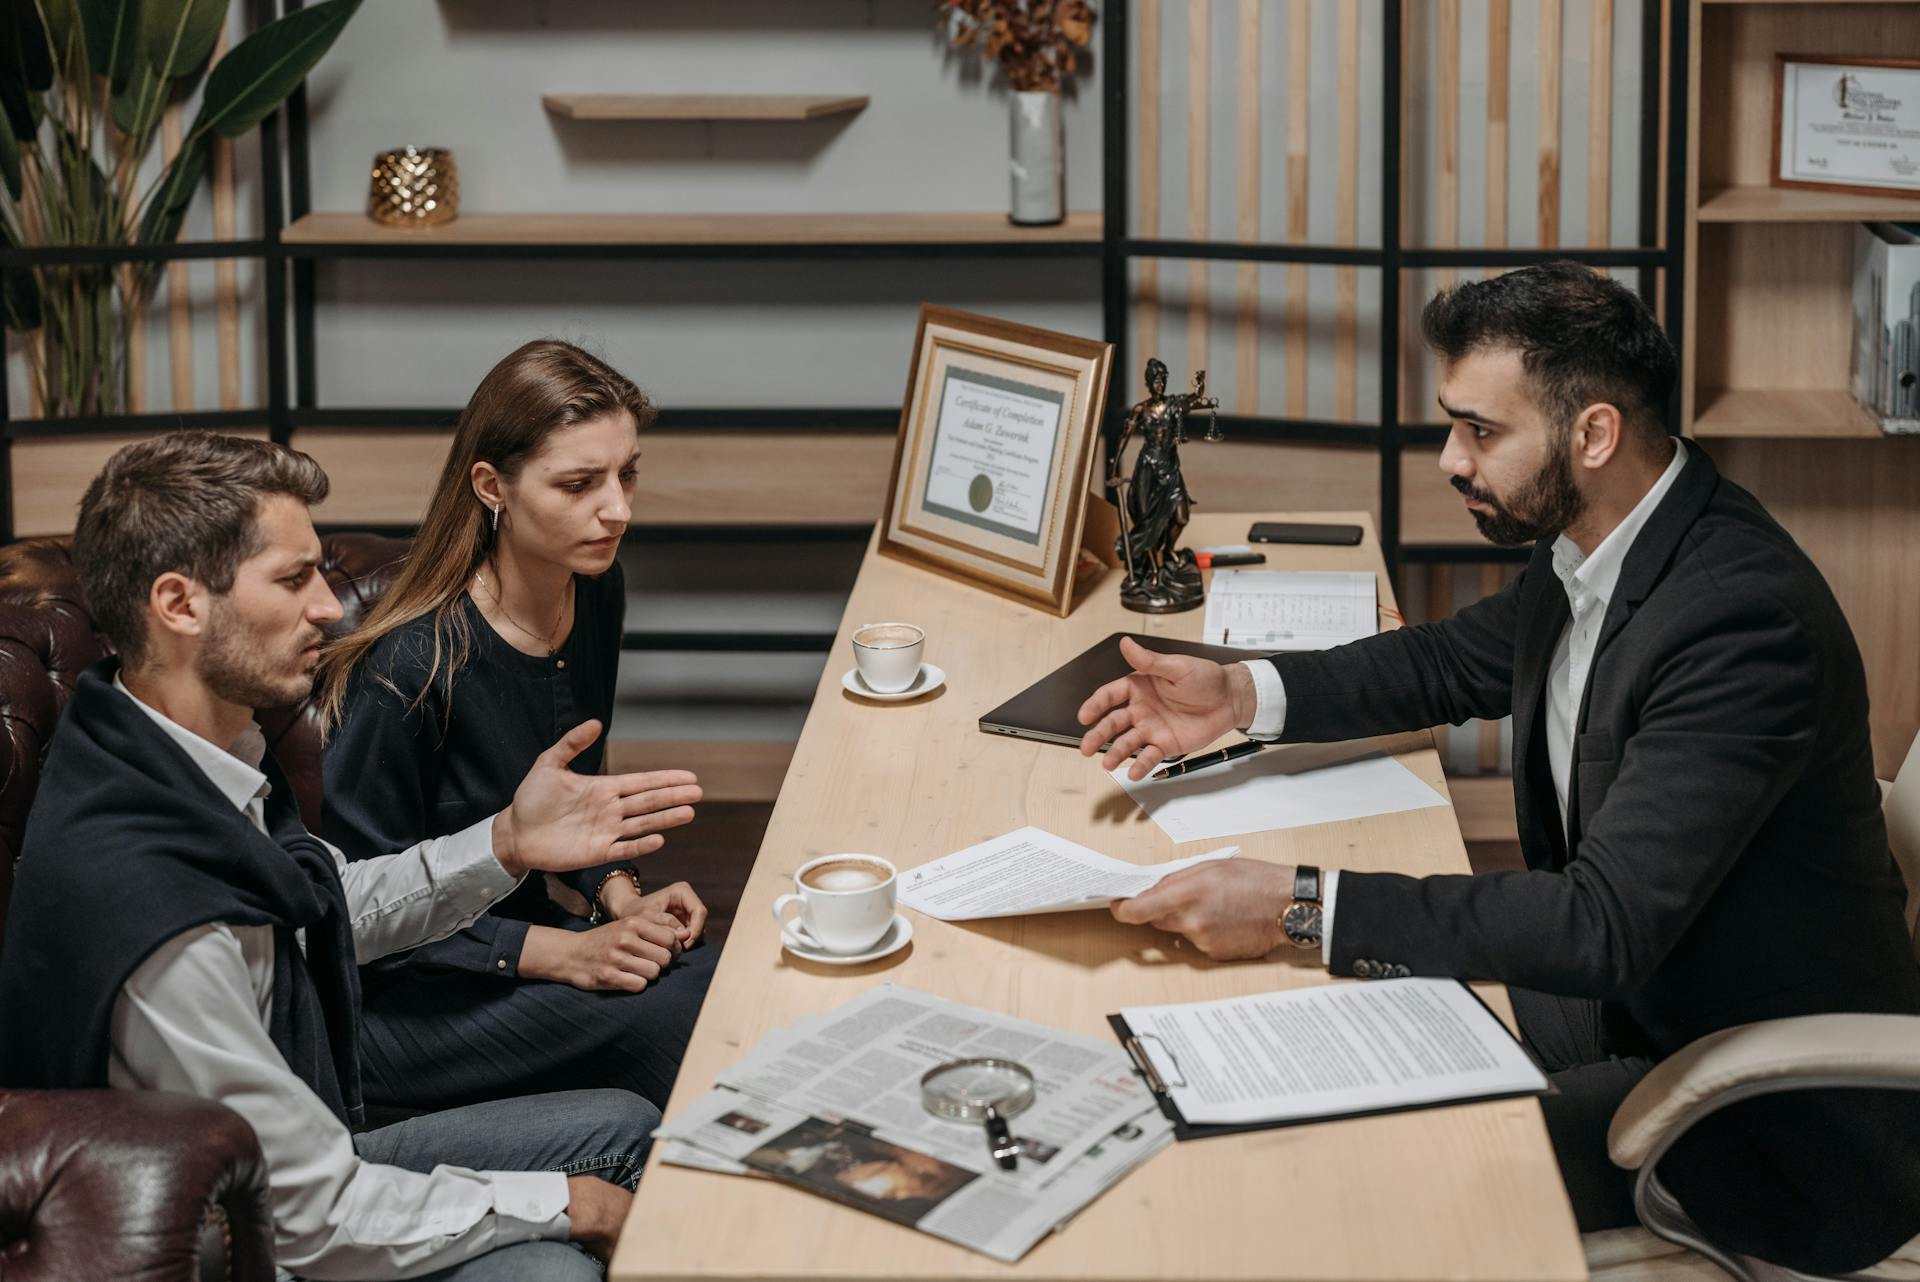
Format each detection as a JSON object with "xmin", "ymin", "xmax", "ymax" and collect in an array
[{"xmin": 655, "ymin": 985, "xmax": 1171, "ymax": 1262}]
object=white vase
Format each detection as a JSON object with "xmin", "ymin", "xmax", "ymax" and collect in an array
[{"xmin": 1009, "ymin": 90, "xmax": 1065, "ymax": 226}]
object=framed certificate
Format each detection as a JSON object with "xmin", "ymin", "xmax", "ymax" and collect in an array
[
  {"xmin": 1773, "ymin": 55, "xmax": 1920, "ymax": 199},
  {"xmin": 879, "ymin": 306, "xmax": 1113, "ymax": 616}
]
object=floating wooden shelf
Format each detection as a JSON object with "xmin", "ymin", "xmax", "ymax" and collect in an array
[
  {"xmin": 281, "ymin": 210, "xmax": 1103, "ymax": 247},
  {"xmin": 1698, "ymin": 184, "xmax": 1920, "ymax": 224},
  {"xmin": 542, "ymin": 94, "xmax": 870, "ymax": 122},
  {"xmin": 1690, "ymin": 388, "xmax": 1886, "ymax": 439}
]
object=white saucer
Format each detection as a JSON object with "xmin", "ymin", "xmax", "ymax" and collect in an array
[
  {"xmin": 841, "ymin": 663, "xmax": 945, "ymax": 702},
  {"xmin": 780, "ymin": 913, "xmax": 915, "ymax": 966}
]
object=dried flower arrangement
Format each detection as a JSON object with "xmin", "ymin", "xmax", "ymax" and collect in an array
[{"xmin": 937, "ymin": 1, "xmax": 1096, "ymax": 94}]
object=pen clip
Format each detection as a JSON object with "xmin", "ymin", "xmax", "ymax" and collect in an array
[{"xmin": 1123, "ymin": 1034, "xmax": 1187, "ymax": 1093}]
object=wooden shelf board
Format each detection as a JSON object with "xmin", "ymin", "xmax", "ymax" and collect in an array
[
  {"xmin": 281, "ymin": 210, "xmax": 1103, "ymax": 247},
  {"xmin": 1699, "ymin": 184, "xmax": 1920, "ymax": 224},
  {"xmin": 1691, "ymin": 388, "xmax": 1886, "ymax": 439},
  {"xmin": 542, "ymin": 94, "xmax": 869, "ymax": 122}
]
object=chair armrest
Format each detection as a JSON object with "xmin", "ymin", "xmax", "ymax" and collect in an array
[
  {"xmin": 1607, "ymin": 1013, "xmax": 1920, "ymax": 1171},
  {"xmin": 0, "ymin": 1088, "xmax": 276, "ymax": 1282}
]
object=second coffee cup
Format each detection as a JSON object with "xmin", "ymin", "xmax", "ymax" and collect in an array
[
  {"xmin": 851, "ymin": 622, "xmax": 924, "ymax": 693},
  {"xmin": 771, "ymin": 853, "xmax": 898, "ymax": 954}
]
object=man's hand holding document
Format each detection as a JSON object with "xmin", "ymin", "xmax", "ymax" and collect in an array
[{"xmin": 896, "ymin": 826, "xmax": 1239, "ymax": 921}]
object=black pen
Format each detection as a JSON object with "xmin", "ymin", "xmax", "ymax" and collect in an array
[{"xmin": 1149, "ymin": 739, "xmax": 1267, "ymax": 779}]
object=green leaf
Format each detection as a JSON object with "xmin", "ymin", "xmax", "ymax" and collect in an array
[
  {"xmin": 0, "ymin": 108, "xmax": 19, "ymax": 197},
  {"xmin": 190, "ymin": 0, "xmax": 358, "ymax": 141},
  {"xmin": 111, "ymin": 60, "xmax": 164, "ymax": 137},
  {"xmin": 138, "ymin": 131, "xmax": 206, "ymax": 246},
  {"xmin": 0, "ymin": 70, "xmax": 33, "ymax": 139},
  {"xmin": 0, "ymin": 224, "xmax": 42, "ymax": 333},
  {"xmin": 40, "ymin": 0, "xmax": 82, "ymax": 75},
  {"xmin": 141, "ymin": 0, "xmax": 226, "ymax": 81},
  {"xmin": 83, "ymin": 0, "xmax": 143, "ymax": 89},
  {"xmin": 1, "ymin": 0, "xmax": 54, "ymax": 93}
]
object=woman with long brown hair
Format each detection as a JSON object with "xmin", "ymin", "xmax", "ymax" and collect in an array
[{"xmin": 316, "ymin": 339, "xmax": 716, "ymax": 1112}]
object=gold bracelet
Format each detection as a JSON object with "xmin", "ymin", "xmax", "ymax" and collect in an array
[{"xmin": 591, "ymin": 868, "xmax": 643, "ymax": 922}]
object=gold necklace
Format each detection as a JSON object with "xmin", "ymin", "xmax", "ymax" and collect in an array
[{"xmin": 474, "ymin": 567, "xmax": 571, "ymax": 655}]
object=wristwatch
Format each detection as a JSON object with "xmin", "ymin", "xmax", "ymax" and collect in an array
[{"xmin": 1279, "ymin": 865, "xmax": 1323, "ymax": 950}]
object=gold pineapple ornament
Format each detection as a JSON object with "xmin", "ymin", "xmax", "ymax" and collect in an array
[{"xmin": 367, "ymin": 147, "xmax": 459, "ymax": 228}]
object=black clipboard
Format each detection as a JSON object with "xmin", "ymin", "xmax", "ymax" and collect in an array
[{"xmin": 1107, "ymin": 983, "xmax": 1554, "ymax": 1142}]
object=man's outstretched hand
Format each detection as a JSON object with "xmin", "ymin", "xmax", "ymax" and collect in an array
[
  {"xmin": 492, "ymin": 720, "xmax": 701, "ymax": 877},
  {"xmin": 1076, "ymin": 637, "xmax": 1255, "ymax": 779}
]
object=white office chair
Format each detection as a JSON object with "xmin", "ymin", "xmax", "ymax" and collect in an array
[{"xmin": 1585, "ymin": 732, "xmax": 1920, "ymax": 1282}]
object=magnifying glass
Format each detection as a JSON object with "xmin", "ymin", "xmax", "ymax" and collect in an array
[{"xmin": 919, "ymin": 1057, "xmax": 1036, "ymax": 1172}]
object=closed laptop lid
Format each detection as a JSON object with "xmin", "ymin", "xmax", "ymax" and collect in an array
[{"xmin": 978, "ymin": 631, "xmax": 1263, "ymax": 747}]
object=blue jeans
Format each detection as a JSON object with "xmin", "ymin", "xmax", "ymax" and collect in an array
[{"xmin": 351, "ymin": 1087, "xmax": 660, "ymax": 1281}]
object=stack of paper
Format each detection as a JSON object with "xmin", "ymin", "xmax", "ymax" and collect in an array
[
  {"xmin": 898, "ymin": 826, "xmax": 1238, "ymax": 920},
  {"xmin": 655, "ymin": 985, "xmax": 1172, "ymax": 1262},
  {"xmin": 1202, "ymin": 569, "xmax": 1377, "ymax": 651},
  {"xmin": 1113, "ymin": 747, "xmax": 1448, "ymax": 843}
]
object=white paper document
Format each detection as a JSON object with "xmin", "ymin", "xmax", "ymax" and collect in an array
[
  {"xmin": 1202, "ymin": 569, "xmax": 1377, "ymax": 651},
  {"xmin": 898, "ymin": 826, "xmax": 1239, "ymax": 921},
  {"xmin": 1119, "ymin": 978, "xmax": 1549, "ymax": 1127},
  {"xmin": 1113, "ymin": 745, "xmax": 1447, "ymax": 843}
]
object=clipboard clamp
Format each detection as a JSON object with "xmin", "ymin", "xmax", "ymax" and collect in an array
[{"xmin": 1123, "ymin": 1033, "xmax": 1187, "ymax": 1092}]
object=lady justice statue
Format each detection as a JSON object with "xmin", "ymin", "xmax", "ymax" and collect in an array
[{"xmin": 1106, "ymin": 357, "xmax": 1221, "ymax": 613}]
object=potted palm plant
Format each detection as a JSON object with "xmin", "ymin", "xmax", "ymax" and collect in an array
[
  {"xmin": 938, "ymin": 0, "xmax": 1095, "ymax": 226},
  {"xmin": 1, "ymin": 0, "xmax": 361, "ymax": 418}
]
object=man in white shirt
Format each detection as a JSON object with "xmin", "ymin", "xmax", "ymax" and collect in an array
[
  {"xmin": 0, "ymin": 433, "xmax": 705, "ymax": 1280},
  {"xmin": 1073, "ymin": 264, "xmax": 1920, "ymax": 1273}
]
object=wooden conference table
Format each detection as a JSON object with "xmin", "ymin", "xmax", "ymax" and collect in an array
[{"xmin": 611, "ymin": 512, "xmax": 1586, "ymax": 1282}]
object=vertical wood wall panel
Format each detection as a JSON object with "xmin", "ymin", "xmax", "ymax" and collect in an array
[
  {"xmin": 1538, "ymin": 0, "xmax": 1563, "ymax": 247},
  {"xmin": 1335, "ymin": 0, "xmax": 1360, "ymax": 420},
  {"xmin": 1237, "ymin": 0, "xmax": 1263, "ymax": 412},
  {"xmin": 1137, "ymin": 0, "xmax": 1163, "ymax": 365},
  {"xmin": 1486, "ymin": 0, "xmax": 1511, "ymax": 261},
  {"xmin": 1187, "ymin": 0, "xmax": 1212, "ymax": 382},
  {"xmin": 1284, "ymin": 0, "xmax": 1311, "ymax": 416},
  {"xmin": 1436, "ymin": 0, "xmax": 1461, "ymax": 292},
  {"xmin": 212, "ymin": 26, "xmax": 243, "ymax": 410},
  {"xmin": 161, "ymin": 105, "xmax": 195, "ymax": 412},
  {"xmin": 1588, "ymin": 0, "xmax": 1614, "ymax": 248}
]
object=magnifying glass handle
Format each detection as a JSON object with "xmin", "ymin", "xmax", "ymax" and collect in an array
[{"xmin": 984, "ymin": 1105, "xmax": 1020, "ymax": 1171}]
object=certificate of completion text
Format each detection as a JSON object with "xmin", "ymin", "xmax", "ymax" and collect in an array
[
  {"xmin": 1781, "ymin": 62, "xmax": 1920, "ymax": 193},
  {"xmin": 921, "ymin": 369, "xmax": 1065, "ymax": 545}
]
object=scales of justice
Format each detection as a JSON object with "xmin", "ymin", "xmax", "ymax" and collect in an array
[{"xmin": 1105, "ymin": 357, "xmax": 1223, "ymax": 613}]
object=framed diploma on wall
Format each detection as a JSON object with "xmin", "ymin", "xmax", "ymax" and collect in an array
[
  {"xmin": 1773, "ymin": 55, "xmax": 1920, "ymax": 199},
  {"xmin": 879, "ymin": 306, "xmax": 1114, "ymax": 616}
]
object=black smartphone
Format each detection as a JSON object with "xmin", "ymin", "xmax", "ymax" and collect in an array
[{"xmin": 1247, "ymin": 521, "xmax": 1364, "ymax": 547}]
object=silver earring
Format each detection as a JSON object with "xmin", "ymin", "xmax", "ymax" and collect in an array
[{"xmin": 491, "ymin": 503, "xmax": 500, "ymax": 533}]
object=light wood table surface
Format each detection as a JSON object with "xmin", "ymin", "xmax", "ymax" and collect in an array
[{"xmin": 612, "ymin": 512, "xmax": 1586, "ymax": 1282}]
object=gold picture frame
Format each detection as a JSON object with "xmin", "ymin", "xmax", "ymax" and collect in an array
[{"xmin": 878, "ymin": 306, "xmax": 1114, "ymax": 617}]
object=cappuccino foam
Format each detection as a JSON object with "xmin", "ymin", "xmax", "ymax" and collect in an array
[
  {"xmin": 854, "ymin": 624, "xmax": 922, "ymax": 650},
  {"xmin": 802, "ymin": 859, "xmax": 888, "ymax": 891}
]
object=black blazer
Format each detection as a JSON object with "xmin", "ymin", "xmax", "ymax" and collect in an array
[{"xmin": 1266, "ymin": 446, "xmax": 1920, "ymax": 1271}]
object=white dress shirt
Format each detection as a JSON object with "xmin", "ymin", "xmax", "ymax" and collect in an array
[
  {"xmin": 1239, "ymin": 438, "xmax": 1687, "ymax": 962},
  {"xmin": 104, "ymin": 678, "xmax": 572, "ymax": 1280},
  {"xmin": 1543, "ymin": 439, "xmax": 1687, "ymax": 838}
]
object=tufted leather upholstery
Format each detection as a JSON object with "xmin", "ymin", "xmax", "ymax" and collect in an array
[
  {"xmin": 0, "ymin": 1088, "xmax": 275, "ymax": 1282},
  {"xmin": 0, "ymin": 531, "xmax": 410, "ymax": 1282}
]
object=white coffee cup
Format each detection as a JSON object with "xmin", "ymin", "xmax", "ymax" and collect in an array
[
  {"xmin": 771, "ymin": 854, "xmax": 898, "ymax": 954},
  {"xmin": 851, "ymin": 622, "xmax": 925, "ymax": 694}
]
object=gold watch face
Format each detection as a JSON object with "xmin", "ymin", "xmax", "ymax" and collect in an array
[{"xmin": 1281, "ymin": 902, "xmax": 1323, "ymax": 948}]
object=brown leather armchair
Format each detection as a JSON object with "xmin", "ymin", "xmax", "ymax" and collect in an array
[{"xmin": 0, "ymin": 532, "xmax": 409, "ymax": 1282}]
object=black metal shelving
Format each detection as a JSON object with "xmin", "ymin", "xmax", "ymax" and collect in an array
[{"xmin": 1, "ymin": 0, "xmax": 1689, "ymax": 648}]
